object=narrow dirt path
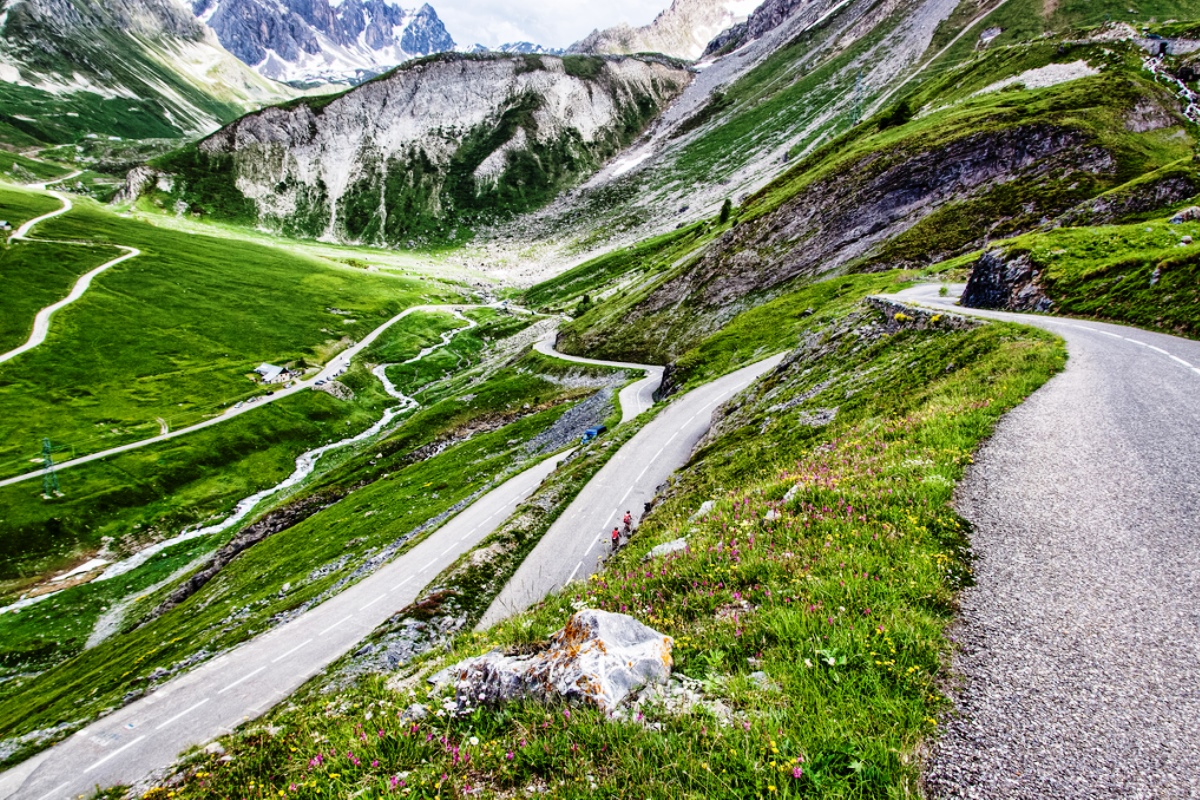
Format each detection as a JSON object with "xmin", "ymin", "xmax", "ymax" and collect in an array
[
  {"xmin": 0, "ymin": 304, "xmax": 499, "ymax": 489},
  {"xmin": 1, "ymin": 178, "xmax": 140, "ymax": 365}
]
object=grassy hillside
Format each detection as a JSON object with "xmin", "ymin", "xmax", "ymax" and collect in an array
[
  {"xmin": 0, "ymin": 315, "xmax": 629, "ymax": 767},
  {"xmin": 0, "ymin": 309, "xmax": 514, "ymax": 596},
  {"xmin": 0, "ymin": 192, "xmax": 447, "ymax": 481},
  {"xmin": 0, "ymin": 182, "xmax": 63, "ymax": 226},
  {"xmin": 555, "ymin": 42, "xmax": 1196, "ymax": 364},
  {"xmin": 0, "ymin": 151, "xmax": 71, "ymax": 183},
  {"xmin": 0, "ymin": 240, "xmax": 120, "ymax": 353}
]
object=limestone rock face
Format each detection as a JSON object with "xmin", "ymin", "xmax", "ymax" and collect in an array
[
  {"xmin": 177, "ymin": 54, "xmax": 690, "ymax": 246},
  {"xmin": 436, "ymin": 610, "xmax": 673, "ymax": 712},
  {"xmin": 571, "ymin": 0, "xmax": 758, "ymax": 61}
]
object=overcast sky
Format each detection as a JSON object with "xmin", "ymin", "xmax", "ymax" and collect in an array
[{"xmin": 432, "ymin": 1, "xmax": 665, "ymax": 50}]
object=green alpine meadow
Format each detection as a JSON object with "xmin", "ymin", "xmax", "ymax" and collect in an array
[{"xmin": 0, "ymin": 0, "xmax": 1197, "ymax": 797}]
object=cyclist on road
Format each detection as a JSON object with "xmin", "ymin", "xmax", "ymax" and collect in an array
[
  {"xmin": 611, "ymin": 527, "xmax": 621, "ymax": 552},
  {"xmin": 622, "ymin": 511, "xmax": 633, "ymax": 535}
]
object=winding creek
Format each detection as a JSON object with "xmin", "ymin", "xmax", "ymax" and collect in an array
[{"xmin": 1, "ymin": 309, "xmax": 480, "ymax": 617}]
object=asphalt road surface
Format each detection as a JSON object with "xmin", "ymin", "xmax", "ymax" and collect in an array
[
  {"xmin": 890, "ymin": 285, "xmax": 1200, "ymax": 799},
  {"xmin": 479, "ymin": 353, "xmax": 786, "ymax": 628},
  {"xmin": 533, "ymin": 332, "xmax": 664, "ymax": 424},
  {"xmin": 0, "ymin": 452, "xmax": 569, "ymax": 800}
]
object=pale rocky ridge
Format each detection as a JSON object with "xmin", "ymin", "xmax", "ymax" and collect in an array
[
  {"xmin": 480, "ymin": 0, "xmax": 965, "ymax": 286},
  {"xmin": 571, "ymin": 0, "xmax": 762, "ymax": 60},
  {"xmin": 167, "ymin": 54, "xmax": 693, "ymax": 245},
  {"xmin": 194, "ymin": 0, "xmax": 456, "ymax": 85}
]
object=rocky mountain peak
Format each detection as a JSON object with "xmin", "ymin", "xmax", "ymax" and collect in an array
[
  {"xmin": 570, "ymin": 0, "xmax": 760, "ymax": 61},
  {"xmin": 196, "ymin": 0, "xmax": 455, "ymax": 85}
]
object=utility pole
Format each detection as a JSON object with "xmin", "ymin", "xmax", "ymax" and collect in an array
[{"xmin": 41, "ymin": 438, "xmax": 65, "ymax": 499}]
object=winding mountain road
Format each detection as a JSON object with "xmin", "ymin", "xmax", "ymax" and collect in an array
[
  {"xmin": 888, "ymin": 285, "xmax": 1200, "ymax": 799},
  {"xmin": 533, "ymin": 332, "xmax": 663, "ymax": 424},
  {"xmin": 0, "ymin": 450, "xmax": 572, "ymax": 800},
  {"xmin": 1, "ymin": 177, "xmax": 142, "ymax": 367},
  {"xmin": 0, "ymin": 331, "xmax": 785, "ymax": 800},
  {"xmin": 479, "ymin": 351, "xmax": 786, "ymax": 627}
]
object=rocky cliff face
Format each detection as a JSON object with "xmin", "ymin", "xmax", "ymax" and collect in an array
[
  {"xmin": 961, "ymin": 250, "xmax": 1053, "ymax": 313},
  {"xmin": 156, "ymin": 54, "xmax": 692, "ymax": 246},
  {"xmin": 0, "ymin": 0, "xmax": 294, "ymax": 142},
  {"xmin": 195, "ymin": 0, "xmax": 455, "ymax": 84},
  {"xmin": 571, "ymin": 0, "xmax": 759, "ymax": 61},
  {"xmin": 653, "ymin": 124, "xmax": 1110, "ymax": 313}
]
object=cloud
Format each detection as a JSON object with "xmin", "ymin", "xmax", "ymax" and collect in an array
[{"xmin": 433, "ymin": 0, "xmax": 664, "ymax": 49}]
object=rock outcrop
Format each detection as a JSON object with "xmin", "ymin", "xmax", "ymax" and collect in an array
[
  {"xmin": 156, "ymin": 54, "xmax": 691, "ymax": 246},
  {"xmin": 961, "ymin": 250, "xmax": 1053, "ymax": 313},
  {"xmin": 704, "ymin": 0, "xmax": 824, "ymax": 56},
  {"xmin": 433, "ymin": 610, "xmax": 673, "ymax": 712}
]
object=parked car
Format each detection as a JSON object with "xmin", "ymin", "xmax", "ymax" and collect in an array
[{"xmin": 581, "ymin": 425, "xmax": 607, "ymax": 444}]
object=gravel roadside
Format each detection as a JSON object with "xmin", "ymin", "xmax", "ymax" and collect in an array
[{"xmin": 911, "ymin": 299, "xmax": 1200, "ymax": 798}]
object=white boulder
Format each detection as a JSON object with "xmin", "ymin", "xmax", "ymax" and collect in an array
[
  {"xmin": 435, "ymin": 610, "xmax": 673, "ymax": 712},
  {"xmin": 645, "ymin": 538, "xmax": 689, "ymax": 560}
]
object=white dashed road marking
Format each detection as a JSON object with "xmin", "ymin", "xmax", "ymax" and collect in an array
[
  {"xmin": 155, "ymin": 698, "xmax": 210, "ymax": 730},
  {"xmin": 319, "ymin": 615, "xmax": 351, "ymax": 636},
  {"xmin": 84, "ymin": 735, "xmax": 145, "ymax": 773},
  {"xmin": 270, "ymin": 639, "xmax": 312, "ymax": 664},
  {"xmin": 218, "ymin": 666, "xmax": 266, "ymax": 695}
]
